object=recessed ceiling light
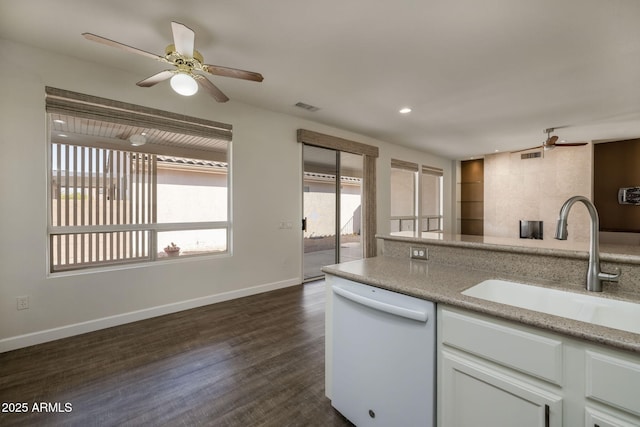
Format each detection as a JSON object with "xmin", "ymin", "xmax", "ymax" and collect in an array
[
  {"xmin": 58, "ymin": 134, "xmax": 68, "ymax": 138},
  {"xmin": 53, "ymin": 119, "xmax": 65, "ymax": 124},
  {"xmin": 399, "ymin": 107, "xmax": 412, "ymax": 114}
]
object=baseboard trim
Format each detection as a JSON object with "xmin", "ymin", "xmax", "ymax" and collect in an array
[{"xmin": 0, "ymin": 278, "xmax": 300, "ymax": 353}]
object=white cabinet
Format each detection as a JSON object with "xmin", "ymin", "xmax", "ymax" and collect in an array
[
  {"xmin": 442, "ymin": 350, "xmax": 562, "ymax": 427},
  {"xmin": 438, "ymin": 306, "xmax": 640, "ymax": 427},
  {"xmin": 585, "ymin": 351, "xmax": 640, "ymax": 417},
  {"xmin": 439, "ymin": 307, "xmax": 562, "ymax": 427},
  {"xmin": 585, "ymin": 406, "xmax": 640, "ymax": 427},
  {"xmin": 441, "ymin": 308, "xmax": 564, "ymax": 384},
  {"xmin": 584, "ymin": 350, "xmax": 640, "ymax": 427}
]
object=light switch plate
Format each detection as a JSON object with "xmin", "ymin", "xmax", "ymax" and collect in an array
[{"xmin": 16, "ymin": 296, "xmax": 29, "ymax": 310}]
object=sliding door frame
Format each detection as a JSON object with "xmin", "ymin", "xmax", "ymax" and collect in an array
[{"xmin": 297, "ymin": 129, "xmax": 379, "ymax": 258}]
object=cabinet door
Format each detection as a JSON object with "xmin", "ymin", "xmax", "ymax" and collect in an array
[
  {"xmin": 441, "ymin": 351, "xmax": 562, "ymax": 427},
  {"xmin": 585, "ymin": 351, "xmax": 640, "ymax": 417},
  {"xmin": 585, "ymin": 407, "xmax": 640, "ymax": 427}
]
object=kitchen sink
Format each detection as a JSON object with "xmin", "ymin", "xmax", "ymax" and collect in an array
[{"xmin": 462, "ymin": 279, "xmax": 640, "ymax": 335}]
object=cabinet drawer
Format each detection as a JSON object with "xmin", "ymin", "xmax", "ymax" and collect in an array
[
  {"xmin": 586, "ymin": 351, "xmax": 640, "ymax": 416},
  {"xmin": 442, "ymin": 309, "xmax": 563, "ymax": 384}
]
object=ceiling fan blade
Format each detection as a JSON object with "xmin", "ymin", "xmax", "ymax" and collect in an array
[
  {"xmin": 546, "ymin": 135, "xmax": 559, "ymax": 146},
  {"xmin": 171, "ymin": 21, "xmax": 195, "ymax": 58},
  {"xmin": 511, "ymin": 145, "xmax": 543, "ymax": 154},
  {"xmin": 203, "ymin": 64, "xmax": 264, "ymax": 82},
  {"xmin": 555, "ymin": 142, "xmax": 589, "ymax": 147},
  {"xmin": 195, "ymin": 76, "xmax": 229, "ymax": 102},
  {"xmin": 136, "ymin": 70, "xmax": 175, "ymax": 87},
  {"xmin": 82, "ymin": 33, "xmax": 164, "ymax": 61}
]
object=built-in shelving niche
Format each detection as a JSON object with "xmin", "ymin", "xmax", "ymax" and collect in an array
[{"xmin": 459, "ymin": 159, "xmax": 484, "ymax": 236}]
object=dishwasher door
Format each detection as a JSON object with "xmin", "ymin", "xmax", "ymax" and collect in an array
[{"xmin": 331, "ymin": 279, "xmax": 435, "ymax": 427}]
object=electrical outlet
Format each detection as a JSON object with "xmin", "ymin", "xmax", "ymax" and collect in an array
[
  {"xmin": 410, "ymin": 246, "xmax": 428, "ymax": 260},
  {"xmin": 16, "ymin": 296, "xmax": 29, "ymax": 310}
]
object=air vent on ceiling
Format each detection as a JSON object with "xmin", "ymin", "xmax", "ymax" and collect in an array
[
  {"xmin": 521, "ymin": 152, "xmax": 542, "ymax": 160},
  {"xmin": 295, "ymin": 102, "xmax": 321, "ymax": 112}
]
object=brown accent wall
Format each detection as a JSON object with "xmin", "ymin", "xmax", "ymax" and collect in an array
[
  {"xmin": 594, "ymin": 139, "xmax": 640, "ymax": 232},
  {"xmin": 460, "ymin": 159, "xmax": 484, "ymax": 235}
]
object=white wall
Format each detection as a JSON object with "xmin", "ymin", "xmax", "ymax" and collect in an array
[{"xmin": 0, "ymin": 38, "xmax": 453, "ymax": 351}]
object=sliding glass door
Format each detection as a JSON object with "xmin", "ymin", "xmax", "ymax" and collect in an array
[
  {"xmin": 339, "ymin": 151, "xmax": 364, "ymax": 263},
  {"xmin": 303, "ymin": 145, "xmax": 363, "ymax": 281}
]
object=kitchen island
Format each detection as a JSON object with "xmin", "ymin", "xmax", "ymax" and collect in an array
[
  {"xmin": 323, "ymin": 255, "xmax": 640, "ymax": 353},
  {"xmin": 324, "ymin": 235, "xmax": 640, "ymax": 426}
]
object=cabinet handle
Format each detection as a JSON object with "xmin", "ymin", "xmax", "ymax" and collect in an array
[{"xmin": 545, "ymin": 404, "xmax": 550, "ymax": 427}]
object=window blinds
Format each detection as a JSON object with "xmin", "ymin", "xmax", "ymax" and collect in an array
[{"xmin": 45, "ymin": 87, "xmax": 231, "ymax": 161}]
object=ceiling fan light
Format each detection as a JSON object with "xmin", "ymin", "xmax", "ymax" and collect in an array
[
  {"xmin": 170, "ymin": 73, "xmax": 198, "ymax": 96},
  {"xmin": 129, "ymin": 134, "xmax": 147, "ymax": 146}
]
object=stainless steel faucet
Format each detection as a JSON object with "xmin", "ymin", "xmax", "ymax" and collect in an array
[{"xmin": 555, "ymin": 195, "xmax": 620, "ymax": 292}]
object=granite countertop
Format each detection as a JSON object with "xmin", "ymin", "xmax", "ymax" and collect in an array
[
  {"xmin": 322, "ymin": 256, "xmax": 640, "ymax": 354},
  {"xmin": 379, "ymin": 232, "xmax": 640, "ymax": 264}
]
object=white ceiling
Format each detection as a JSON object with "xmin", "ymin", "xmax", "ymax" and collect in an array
[{"xmin": 2, "ymin": 0, "xmax": 640, "ymax": 159}]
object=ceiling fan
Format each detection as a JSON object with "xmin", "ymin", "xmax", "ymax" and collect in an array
[
  {"xmin": 82, "ymin": 22, "xmax": 263, "ymax": 102},
  {"xmin": 513, "ymin": 128, "xmax": 588, "ymax": 154}
]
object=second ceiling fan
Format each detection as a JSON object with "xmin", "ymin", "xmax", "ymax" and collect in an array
[
  {"xmin": 82, "ymin": 21, "xmax": 263, "ymax": 102},
  {"xmin": 514, "ymin": 128, "xmax": 588, "ymax": 153}
]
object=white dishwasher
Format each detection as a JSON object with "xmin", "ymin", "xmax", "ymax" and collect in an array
[{"xmin": 331, "ymin": 278, "xmax": 435, "ymax": 427}]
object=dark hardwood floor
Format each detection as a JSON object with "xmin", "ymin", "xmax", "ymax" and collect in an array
[{"xmin": 0, "ymin": 280, "xmax": 353, "ymax": 426}]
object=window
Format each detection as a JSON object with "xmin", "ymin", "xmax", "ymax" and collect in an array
[
  {"xmin": 390, "ymin": 159, "xmax": 443, "ymax": 235},
  {"xmin": 46, "ymin": 87, "xmax": 231, "ymax": 272},
  {"xmin": 390, "ymin": 161, "xmax": 417, "ymax": 232},
  {"xmin": 420, "ymin": 166, "xmax": 444, "ymax": 232}
]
